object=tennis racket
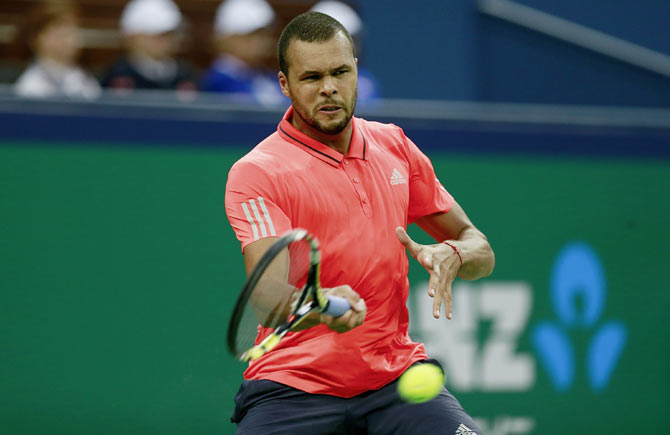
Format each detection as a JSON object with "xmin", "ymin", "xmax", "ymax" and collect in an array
[{"xmin": 227, "ymin": 228, "xmax": 350, "ymax": 362}]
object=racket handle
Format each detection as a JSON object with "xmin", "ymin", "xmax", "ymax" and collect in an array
[{"xmin": 323, "ymin": 295, "xmax": 351, "ymax": 317}]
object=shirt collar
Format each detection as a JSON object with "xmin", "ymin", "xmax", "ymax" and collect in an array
[{"xmin": 277, "ymin": 106, "xmax": 367, "ymax": 167}]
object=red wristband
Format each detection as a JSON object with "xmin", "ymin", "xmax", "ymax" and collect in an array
[{"xmin": 442, "ymin": 241, "xmax": 463, "ymax": 266}]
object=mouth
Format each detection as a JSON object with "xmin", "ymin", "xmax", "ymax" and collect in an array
[{"xmin": 318, "ymin": 105, "xmax": 342, "ymax": 114}]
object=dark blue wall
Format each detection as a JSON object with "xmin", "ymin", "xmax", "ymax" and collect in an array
[
  {"xmin": 361, "ymin": 0, "xmax": 670, "ymax": 107},
  {"xmin": 1, "ymin": 99, "xmax": 668, "ymax": 158}
]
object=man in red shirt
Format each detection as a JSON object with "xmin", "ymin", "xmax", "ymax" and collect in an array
[{"xmin": 225, "ymin": 11, "xmax": 495, "ymax": 435}]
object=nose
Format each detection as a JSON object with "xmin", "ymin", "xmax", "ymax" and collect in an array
[{"xmin": 320, "ymin": 76, "xmax": 337, "ymax": 97}]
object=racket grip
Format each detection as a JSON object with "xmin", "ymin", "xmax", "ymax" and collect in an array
[{"xmin": 323, "ymin": 295, "xmax": 351, "ymax": 317}]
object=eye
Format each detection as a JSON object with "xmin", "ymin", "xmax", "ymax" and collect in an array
[{"xmin": 302, "ymin": 74, "xmax": 320, "ymax": 81}]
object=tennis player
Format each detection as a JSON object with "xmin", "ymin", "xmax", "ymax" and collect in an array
[{"xmin": 224, "ymin": 11, "xmax": 495, "ymax": 435}]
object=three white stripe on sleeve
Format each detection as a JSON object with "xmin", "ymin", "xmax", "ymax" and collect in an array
[{"xmin": 241, "ymin": 197, "xmax": 277, "ymax": 241}]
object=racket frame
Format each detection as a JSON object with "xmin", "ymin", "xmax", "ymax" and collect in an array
[{"xmin": 227, "ymin": 229, "xmax": 335, "ymax": 362}]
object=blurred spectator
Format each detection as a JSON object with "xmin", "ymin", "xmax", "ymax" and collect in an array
[
  {"xmin": 311, "ymin": 0, "xmax": 380, "ymax": 103},
  {"xmin": 101, "ymin": 0, "xmax": 196, "ymax": 92},
  {"xmin": 200, "ymin": 0, "xmax": 284, "ymax": 106},
  {"xmin": 14, "ymin": 1, "xmax": 101, "ymax": 99}
]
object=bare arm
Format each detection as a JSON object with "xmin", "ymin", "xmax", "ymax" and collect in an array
[
  {"xmin": 396, "ymin": 201, "xmax": 495, "ymax": 319},
  {"xmin": 243, "ymin": 238, "xmax": 366, "ymax": 332},
  {"xmin": 243, "ymin": 237, "xmax": 294, "ymax": 328}
]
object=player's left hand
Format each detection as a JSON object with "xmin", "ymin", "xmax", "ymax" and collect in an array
[{"xmin": 396, "ymin": 227, "xmax": 461, "ymax": 319}]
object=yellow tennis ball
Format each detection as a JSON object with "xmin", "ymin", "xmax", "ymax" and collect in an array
[{"xmin": 397, "ymin": 363, "xmax": 445, "ymax": 404}]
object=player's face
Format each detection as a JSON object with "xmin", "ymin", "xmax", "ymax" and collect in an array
[{"xmin": 279, "ymin": 32, "xmax": 357, "ymax": 136}]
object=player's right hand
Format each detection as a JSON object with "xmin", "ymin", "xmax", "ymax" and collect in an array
[{"xmin": 320, "ymin": 285, "xmax": 366, "ymax": 333}]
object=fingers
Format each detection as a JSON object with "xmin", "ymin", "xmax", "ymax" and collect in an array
[
  {"xmin": 326, "ymin": 285, "xmax": 362, "ymax": 310},
  {"xmin": 322, "ymin": 304, "xmax": 365, "ymax": 332},
  {"xmin": 429, "ymin": 264, "xmax": 454, "ymax": 320},
  {"xmin": 347, "ymin": 300, "xmax": 366, "ymax": 328},
  {"xmin": 436, "ymin": 283, "xmax": 453, "ymax": 320},
  {"xmin": 397, "ymin": 227, "xmax": 437, "ymax": 272},
  {"xmin": 432, "ymin": 282, "xmax": 443, "ymax": 319},
  {"xmin": 397, "ymin": 227, "xmax": 456, "ymax": 320},
  {"xmin": 444, "ymin": 281, "xmax": 453, "ymax": 320},
  {"xmin": 322, "ymin": 303, "xmax": 365, "ymax": 332},
  {"xmin": 428, "ymin": 270, "xmax": 441, "ymax": 318},
  {"xmin": 322, "ymin": 285, "xmax": 366, "ymax": 332},
  {"xmin": 395, "ymin": 227, "xmax": 421, "ymax": 259},
  {"xmin": 352, "ymin": 298, "xmax": 367, "ymax": 313}
]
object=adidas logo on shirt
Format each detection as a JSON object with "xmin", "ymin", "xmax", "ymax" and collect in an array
[
  {"xmin": 390, "ymin": 168, "xmax": 407, "ymax": 185},
  {"xmin": 454, "ymin": 423, "xmax": 476, "ymax": 435}
]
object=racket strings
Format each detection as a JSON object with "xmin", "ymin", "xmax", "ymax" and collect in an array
[
  {"xmin": 287, "ymin": 239, "xmax": 312, "ymax": 288},
  {"xmin": 234, "ymin": 239, "xmax": 312, "ymax": 356}
]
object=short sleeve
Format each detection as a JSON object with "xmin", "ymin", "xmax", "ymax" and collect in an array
[
  {"xmin": 404, "ymin": 134, "xmax": 455, "ymax": 224},
  {"xmin": 225, "ymin": 160, "xmax": 292, "ymax": 252}
]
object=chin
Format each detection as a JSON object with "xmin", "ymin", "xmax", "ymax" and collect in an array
[
  {"xmin": 319, "ymin": 123, "xmax": 348, "ymax": 135},
  {"xmin": 317, "ymin": 116, "xmax": 352, "ymax": 135}
]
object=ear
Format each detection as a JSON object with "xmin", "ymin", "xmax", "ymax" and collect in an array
[{"xmin": 278, "ymin": 71, "xmax": 291, "ymax": 98}]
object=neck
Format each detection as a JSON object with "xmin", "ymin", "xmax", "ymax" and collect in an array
[{"xmin": 291, "ymin": 112, "xmax": 353, "ymax": 156}]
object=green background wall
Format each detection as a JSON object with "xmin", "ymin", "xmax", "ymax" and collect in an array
[{"xmin": 1, "ymin": 142, "xmax": 668, "ymax": 433}]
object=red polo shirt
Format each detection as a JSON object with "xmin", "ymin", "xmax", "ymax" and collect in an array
[{"xmin": 225, "ymin": 107, "xmax": 454, "ymax": 397}]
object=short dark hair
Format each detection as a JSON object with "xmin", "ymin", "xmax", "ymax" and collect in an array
[{"xmin": 278, "ymin": 11, "xmax": 355, "ymax": 75}]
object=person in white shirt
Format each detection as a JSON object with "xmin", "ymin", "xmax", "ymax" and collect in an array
[{"xmin": 14, "ymin": 1, "xmax": 101, "ymax": 99}]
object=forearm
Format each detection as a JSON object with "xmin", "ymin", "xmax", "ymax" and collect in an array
[
  {"xmin": 447, "ymin": 227, "xmax": 495, "ymax": 280},
  {"xmin": 416, "ymin": 204, "xmax": 495, "ymax": 281}
]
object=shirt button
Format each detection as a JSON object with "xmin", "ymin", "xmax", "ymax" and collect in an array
[
  {"xmin": 353, "ymin": 177, "xmax": 359, "ymax": 183},
  {"xmin": 362, "ymin": 197, "xmax": 368, "ymax": 204},
  {"xmin": 344, "ymin": 160, "xmax": 349, "ymax": 165}
]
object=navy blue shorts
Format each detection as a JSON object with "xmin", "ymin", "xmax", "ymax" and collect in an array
[{"xmin": 231, "ymin": 361, "xmax": 483, "ymax": 435}]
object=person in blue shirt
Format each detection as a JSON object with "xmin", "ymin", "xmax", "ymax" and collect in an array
[
  {"xmin": 200, "ymin": 0, "xmax": 285, "ymax": 106},
  {"xmin": 101, "ymin": 0, "xmax": 197, "ymax": 93}
]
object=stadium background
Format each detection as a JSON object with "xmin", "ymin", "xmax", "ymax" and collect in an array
[{"xmin": 1, "ymin": 0, "xmax": 669, "ymax": 434}]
